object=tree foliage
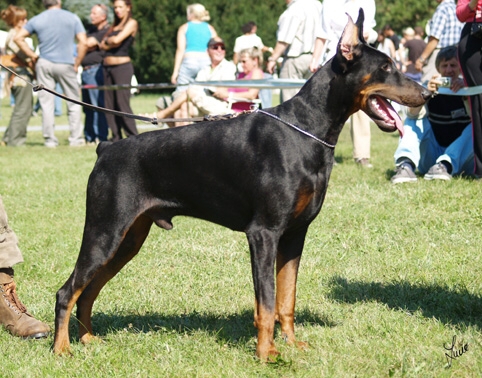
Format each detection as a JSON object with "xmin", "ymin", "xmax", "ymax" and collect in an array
[
  {"xmin": 375, "ymin": 0, "xmax": 437, "ymax": 32},
  {"xmin": 0, "ymin": 0, "xmax": 439, "ymax": 85}
]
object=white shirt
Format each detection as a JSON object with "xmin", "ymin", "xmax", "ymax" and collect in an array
[
  {"xmin": 194, "ymin": 59, "xmax": 237, "ymax": 93},
  {"xmin": 233, "ymin": 34, "xmax": 264, "ymax": 53},
  {"xmin": 320, "ymin": 0, "xmax": 377, "ymax": 62},
  {"xmin": 276, "ymin": 0, "xmax": 322, "ymax": 57}
]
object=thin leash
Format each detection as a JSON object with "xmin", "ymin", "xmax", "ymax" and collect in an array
[
  {"xmin": 1, "ymin": 63, "xmax": 336, "ymax": 147},
  {"xmin": 0, "ymin": 63, "xmax": 206, "ymax": 125},
  {"xmin": 255, "ymin": 109, "xmax": 336, "ymax": 149}
]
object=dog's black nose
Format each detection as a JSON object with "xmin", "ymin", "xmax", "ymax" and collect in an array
[{"xmin": 421, "ymin": 88, "xmax": 432, "ymax": 101}]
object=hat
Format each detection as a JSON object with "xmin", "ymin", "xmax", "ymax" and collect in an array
[{"xmin": 208, "ymin": 37, "xmax": 225, "ymax": 48}]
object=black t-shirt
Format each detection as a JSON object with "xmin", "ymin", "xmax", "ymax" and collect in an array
[
  {"xmin": 404, "ymin": 39, "xmax": 427, "ymax": 74},
  {"xmin": 427, "ymin": 94, "xmax": 471, "ymax": 147},
  {"xmin": 81, "ymin": 24, "xmax": 109, "ymax": 67}
]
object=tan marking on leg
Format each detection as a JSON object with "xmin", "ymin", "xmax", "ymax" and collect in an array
[
  {"xmin": 255, "ymin": 303, "xmax": 279, "ymax": 361},
  {"xmin": 276, "ymin": 255, "xmax": 309, "ymax": 351},
  {"xmin": 53, "ymin": 288, "xmax": 84, "ymax": 355}
]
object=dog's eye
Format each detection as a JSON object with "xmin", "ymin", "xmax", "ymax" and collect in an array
[{"xmin": 381, "ymin": 63, "xmax": 392, "ymax": 72}]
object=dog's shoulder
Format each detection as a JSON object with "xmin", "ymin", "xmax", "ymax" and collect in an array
[{"xmin": 96, "ymin": 141, "xmax": 113, "ymax": 156}]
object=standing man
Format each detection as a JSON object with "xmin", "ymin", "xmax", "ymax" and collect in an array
[
  {"xmin": 266, "ymin": 0, "xmax": 322, "ymax": 102},
  {"xmin": 14, "ymin": 0, "xmax": 87, "ymax": 148},
  {"xmin": 415, "ymin": 0, "xmax": 463, "ymax": 83},
  {"xmin": 82, "ymin": 4, "xmax": 110, "ymax": 145}
]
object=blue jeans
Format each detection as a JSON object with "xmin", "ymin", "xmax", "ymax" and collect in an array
[
  {"xmin": 177, "ymin": 55, "xmax": 211, "ymax": 87},
  {"xmin": 82, "ymin": 64, "xmax": 108, "ymax": 142},
  {"xmin": 394, "ymin": 117, "xmax": 474, "ymax": 175}
]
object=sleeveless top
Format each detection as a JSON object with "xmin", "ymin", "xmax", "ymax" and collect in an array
[
  {"xmin": 105, "ymin": 30, "xmax": 135, "ymax": 57},
  {"xmin": 185, "ymin": 21, "xmax": 212, "ymax": 53}
]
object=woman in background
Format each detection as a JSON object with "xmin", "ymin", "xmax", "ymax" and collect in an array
[
  {"xmin": 0, "ymin": 5, "xmax": 35, "ymax": 147},
  {"xmin": 170, "ymin": 3, "xmax": 217, "ymax": 87},
  {"xmin": 218, "ymin": 47, "xmax": 264, "ymax": 112},
  {"xmin": 99, "ymin": 0, "xmax": 138, "ymax": 141}
]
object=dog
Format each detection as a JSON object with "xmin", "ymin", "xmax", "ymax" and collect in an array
[{"xmin": 53, "ymin": 10, "xmax": 431, "ymax": 361}]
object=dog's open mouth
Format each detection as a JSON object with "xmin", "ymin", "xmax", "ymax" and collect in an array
[{"xmin": 365, "ymin": 95, "xmax": 404, "ymax": 137}]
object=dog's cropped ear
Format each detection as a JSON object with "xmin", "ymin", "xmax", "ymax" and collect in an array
[
  {"xmin": 355, "ymin": 8, "xmax": 366, "ymax": 44},
  {"xmin": 338, "ymin": 8, "xmax": 365, "ymax": 63},
  {"xmin": 332, "ymin": 8, "xmax": 367, "ymax": 76}
]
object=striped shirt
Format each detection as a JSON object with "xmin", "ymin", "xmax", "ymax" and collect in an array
[{"xmin": 429, "ymin": 0, "xmax": 463, "ymax": 48}]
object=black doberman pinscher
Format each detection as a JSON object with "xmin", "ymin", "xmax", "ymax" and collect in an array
[{"xmin": 53, "ymin": 10, "xmax": 431, "ymax": 360}]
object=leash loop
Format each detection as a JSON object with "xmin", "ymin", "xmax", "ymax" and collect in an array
[{"xmin": 255, "ymin": 109, "xmax": 336, "ymax": 149}]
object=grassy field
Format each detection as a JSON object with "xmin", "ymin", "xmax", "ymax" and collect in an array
[{"xmin": 0, "ymin": 93, "xmax": 481, "ymax": 377}]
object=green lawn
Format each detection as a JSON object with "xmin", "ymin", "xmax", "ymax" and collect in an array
[{"xmin": 0, "ymin": 93, "xmax": 481, "ymax": 377}]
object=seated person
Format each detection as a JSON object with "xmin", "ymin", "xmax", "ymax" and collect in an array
[
  {"xmin": 150, "ymin": 37, "xmax": 236, "ymax": 126},
  {"xmin": 215, "ymin": 46, "xmax": 264, "ymax": 112},
  {"xmin": 155, "ymin": 43, "xmax": 264, "ymax": 126},
  {"xmin": 391, "ymin": 46, "xmax": 473, "ymax": 183}
]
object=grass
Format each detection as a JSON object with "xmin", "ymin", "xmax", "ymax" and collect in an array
[{"xmin": 1, "ymin": 93, "xmax": 481, "ymax": 377}]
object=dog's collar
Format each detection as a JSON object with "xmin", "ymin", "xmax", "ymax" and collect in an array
[{"xmin": 255, "ymin": 109, "xmax": 336, "ymax": 149}]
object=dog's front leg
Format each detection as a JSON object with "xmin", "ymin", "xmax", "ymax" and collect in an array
[
  {"xmin": 247, "ymin": 228, "xmax": 279, "ymax": 361},
  {"xmin": 275, "ymin": 228, "xmax": 309, "ymax": 351}
]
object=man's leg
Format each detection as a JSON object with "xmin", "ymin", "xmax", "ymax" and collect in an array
[
  {"xmin": 437, "ymin": 124, "xmax": 474, "ymax": 175},
  {"xmin": 36, "ymin": 59, "xmax": 58, "ymax": 147},
  {"xmin": 81, "ymin": 70, "xmax": 95, "ymax": 142},
  {"xmin": 55, "ymin": 63, "xmax": 84, "ymax": 146},
  {"xmin": 0, "ymin": 197, "xmax": 49, "ymax": 339},
  {"xmin": 351, "ymin": 111, "xmax": 371, "ymax": 165},
  {"xmin": 279, "ymin": 55, "xmax": 312, "ymax": 102}
]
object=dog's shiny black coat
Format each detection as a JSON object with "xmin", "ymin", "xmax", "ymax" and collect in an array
[{"xmin": 53, "ymin": 10, "xmax": 431, "ymax": 359}]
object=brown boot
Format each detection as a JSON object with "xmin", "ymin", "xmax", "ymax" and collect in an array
[{"xmin": 0, "ymin": 269, "xmax": 50, "ymax": 339}]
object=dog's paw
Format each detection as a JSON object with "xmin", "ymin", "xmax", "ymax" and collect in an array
[{"xmin": 80, "ymin": 333, "xmax": 102, "ymax": 345}]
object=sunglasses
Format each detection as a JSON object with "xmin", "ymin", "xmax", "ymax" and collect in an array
[{"xmin": 209, "ymin": 45, "xmax": 226, "ymax": 51}]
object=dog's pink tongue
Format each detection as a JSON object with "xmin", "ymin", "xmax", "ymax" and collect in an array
[{"xmin": 388, "ymin": 105, "xmax": 404, "ymax": 137}]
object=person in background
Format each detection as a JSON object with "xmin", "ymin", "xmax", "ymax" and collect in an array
[
  {"xmin": 382, "ymin": 24, "xmax": 401, "ymax": 50},
  {"xmin": 310, "ymin": 0, "xmax": 378, "ymax": 168},
  {"xmin": 81, "ymin": 4, "xmax": 110, "ymax": 145},
  {"xmin": 0, "ymin": 195, "xmax": 50, "ymax": 339},
  {"xmin": 233, "ymin": 21, "xmax": 271, "ymax": 70},
  {"xmin": 376, "ymin": 29, "xmax": 396, "ymax": 60},
  {"xmin": 170, "ymin": 3, "xmax": 217, "ymax": 88},
  {"xmin": 266, "ymin": 0, "xmax": 322, "ymax": 102},
  {"xmin": 152, "ymin": 37, "xmax": 236, "ymax": 124},
  {"xmin": 99, "ymin": 0, "xmax": 138, "ymax": 142},
  {"xmin": 390, "ymin": 46, "xmax": 473, "ymax": 183},
  {"xmin": 400, "ymin": 26, "xmax": 427, "ymax": 83},
  {"xmin": 215, "ymin": 46, "xmax": 264, "ymax": 112},
  {"xmin": 415, "ymin": 0, "xmax": 463, "ymax": 84},
  {"xmin": 14, "ymin": 0, "xmax": 87, "ymax": 148},
  {"xmin": 0, "ymin": 5, "xmax": 34, "ymax": 147},
  {"xmin": 456, "ymin": 0, "xmax": 482, "ymax": 178}
]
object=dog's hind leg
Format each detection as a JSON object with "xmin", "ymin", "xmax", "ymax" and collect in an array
[
  {"xmin": 247, "ymin": 227, "xmax": 280, "ymax": 361},
  {"xmin": 275, "ymin": 227, "xmax": 308, "ymax": 351},
  {"xmin": 77, "ymin": 215, "xmax": 153, "ymax": 345},
  {"xmin": 53, "ymin": 214, "xmax": 152, "ymax": 355}
]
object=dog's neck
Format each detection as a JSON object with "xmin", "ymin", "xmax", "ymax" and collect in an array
[{"xmin": 275, "ymin": 63, "xmax": 360, "ymax": 148}]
